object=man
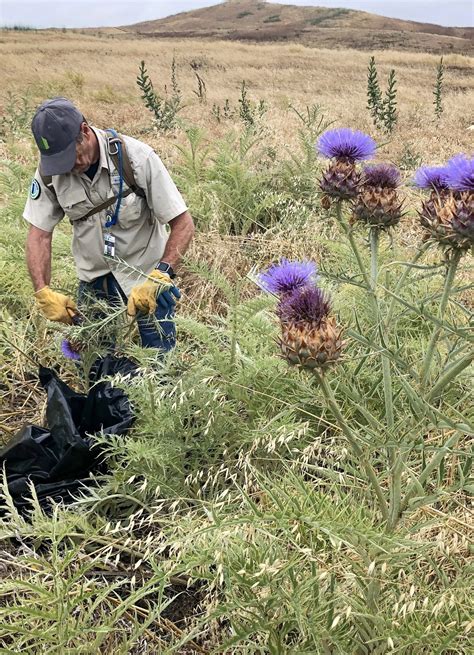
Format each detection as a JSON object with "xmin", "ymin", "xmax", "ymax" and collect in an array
[{"xmin": 24, "ymin": 97, "xmax": 195, "ymax": 351}]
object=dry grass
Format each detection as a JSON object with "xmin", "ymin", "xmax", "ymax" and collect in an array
[{"xmin": 0, "ymin": 30, "xmax": 473, "ymax": 167}]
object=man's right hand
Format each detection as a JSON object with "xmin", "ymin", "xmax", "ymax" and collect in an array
[{"xmin": 34, "ymin": 286, "xmax": 77, "ymax": 324}]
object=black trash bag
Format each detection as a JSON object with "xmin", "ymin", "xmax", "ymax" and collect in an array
[{"xmin": 0, "ymin": 355, "xmax": 137, "ymax": 512}]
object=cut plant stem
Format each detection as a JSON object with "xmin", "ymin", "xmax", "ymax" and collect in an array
[
  {"xmin": 313, "ymin": 369, "xmax": 389, "ymax": 522},
  {"xmin": 421, "ymin": 249, "xmax": 462, "ymax": 386}
]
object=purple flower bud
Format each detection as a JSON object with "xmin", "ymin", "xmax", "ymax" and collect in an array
[
  {"xmin": 277, "ymin": 286, "xmax": 331, "ymax": 326},
  {"xmin": 362, "ymin": 163, "xmax": 401, "ymax": 188},
  {"xmin": 317, "ymin": 128, "xmax": 376, "ymax": 162},
  {"xmin": 61, "ymin": 339, "xmax": 81, "ymax": 361},
  {"xmin": 413, "ymin": 165, "xmax": 450, "ymax": 191},
  {"xmin": 259, "ymin": 259, "xmax": 318, "ymax": 295},
  {"xmin": 444, "ymin": 154, "xmax": 474, "ymax": 191}
]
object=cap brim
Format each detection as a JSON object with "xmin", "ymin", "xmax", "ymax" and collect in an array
[{"xmin": 39, "ymin": 139, "xmax": 77, "ymax": 176}]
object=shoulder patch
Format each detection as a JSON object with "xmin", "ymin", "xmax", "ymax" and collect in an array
[{"xmin": 30, "ymin": 178, "xmax": 41, "ymax": 200}]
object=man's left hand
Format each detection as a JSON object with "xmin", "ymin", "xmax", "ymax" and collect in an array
[{"xmin": 127, "ymin": 270, "xmax": 181, "ymax": 317}]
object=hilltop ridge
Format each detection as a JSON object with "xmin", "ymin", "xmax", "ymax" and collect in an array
[{"xmin": 118, "ymin": 0, "xmax": 474, "ymax": 55}]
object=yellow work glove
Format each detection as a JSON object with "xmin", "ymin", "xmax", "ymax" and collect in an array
[
  {"xmin": 34, "ymin": 286, "xmax": 78, "ymax": 324},
  {"xmin": 127, "ymin": 269, "xmax": 173, "ymax": 317}
]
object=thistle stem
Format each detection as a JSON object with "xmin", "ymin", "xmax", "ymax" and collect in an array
[
  {"xmin": 369, "ymin": 228, "xmax": 397, "ymax": 525},
  {"xmin": 229, "ymin": 284, "xmax": 241, "ymax": 370},
  {"xmin": 421, "ymin": 249, "xmax": 462, "ymax": 386},
  {"xmin": 386, "ymin": 242, "xmax": 430, "ymax": 326},
  {"xmin": 369, "ymin": 228, "xmax": 379, "ymax": 294},
  {"xmin": 397, "ymin": 431, "xmax": 460, "ymax": 523},
  {"xmin": 335, "ymin": 200, "xmax": 371, "ymax": 290},
  {"xmin": 369, "ymin": 228, "xmax": 394, "ymax": 430},
  {"xmin": 313, "ymin": 369, "xmax": 389, "ymax": 522},
  {"xmin": 387, "ymin": 456, "xmax": 403, "ymax": 532},
  {"xmin": 428, "ymin": 352, "xmax": 474, "ymax": 402}
]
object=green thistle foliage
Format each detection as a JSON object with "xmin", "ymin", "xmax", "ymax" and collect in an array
[
  {"xmin": 170, "ymin": 54, "xmax": 180, "ymax": 99},
  {"xmin": 433, "ymin": 56, "xmax": 444, "ymax": 121},
  {"xmin": 211, "ymin": 98, "xmax": 235, "ymax": 123},
  {"xmin": 238, "ymin": 80, "xmax": 267, "ymax": 130},
  {"xmin": 136, "ymin": 60, "xmax": 182, "ymax": 132},
  {"xmin": 382, "ymin": 68, "xmax": 398, "ymax": 133},
  {"xmin": 367, "ymin": 56, "xmax": 383, "ymax": 128}
]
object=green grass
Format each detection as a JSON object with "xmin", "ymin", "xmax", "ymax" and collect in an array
[{"xmin": 0, "ymin": 92, "xmax": 472, "ymax": 653}]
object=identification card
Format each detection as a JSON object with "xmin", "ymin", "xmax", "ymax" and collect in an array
[
  {"xmin": 103, "ymin": 232, "xmax": 116, "ymax": 258},
  {"xmin": 111, "ymin": 174, "xmax": 121, "ymax": 188}
]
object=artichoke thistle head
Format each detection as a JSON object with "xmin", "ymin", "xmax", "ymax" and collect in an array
[
  {"xmin": 277, "ymin": 286, "xmax": 344, "ymax": 370},
  {"xmin": 352, "ymin": 163, "xmax": 403, "ymax": 229},
  {"xmin": 444, "ymin": 155, "xmax": 474, "ymax": 248},
  {"xmin": 259, "ymin": 259, "xmax": 318, "ymax": 295},
  {"xmin": 444, "ymin": 155, "xmax": 474, "ymax": 192},
  {"xmin": 317, "ymin": 128, "xmax": 376, "ymax": 202},
  {"xmin": 317, "ymin": 128, "xmax": 377, "ymax": 163},
  {"xmin": 413, "ymin": 165, "xmax": 450, "ymax": 193},
  {"xmin": 416, "ymin": 157, "xmax": 474, "ymax": 251}
]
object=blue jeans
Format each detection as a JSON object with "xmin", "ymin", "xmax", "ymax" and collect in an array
[{"xmin": 78, "ymin": 273, "xmax": 176, "ymax": 351}]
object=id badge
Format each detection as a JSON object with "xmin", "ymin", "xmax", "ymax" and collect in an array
[{"xmin": 103, "ymin": 232, "xmax": 116, "ymax": 258}]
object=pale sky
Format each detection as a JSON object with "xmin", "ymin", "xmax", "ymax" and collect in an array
[{"xmin": 1, "ymin": 0, "xmax": 472, "ymax": 29}]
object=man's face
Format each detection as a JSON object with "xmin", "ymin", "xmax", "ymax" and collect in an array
[{"xmin": 71, "ymin": 123, "xmax": 97, "ymax": 174}]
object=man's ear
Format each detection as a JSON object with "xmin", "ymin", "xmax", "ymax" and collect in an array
[{"xmin": 81, "ymin": 122, "xmax": 91, "ymax": 139}]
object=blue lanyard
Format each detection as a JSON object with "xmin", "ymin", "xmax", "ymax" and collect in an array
[{"xmin": 105, "ymin": 128, "xmax": 123, "ymax": 228}]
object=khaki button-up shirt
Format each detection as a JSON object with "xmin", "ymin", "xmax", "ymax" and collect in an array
[{"xmin": 23, "ymin": 128, "xmax": 187, "ymax": 296}]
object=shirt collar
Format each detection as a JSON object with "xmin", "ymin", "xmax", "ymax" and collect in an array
[{"xmin": 92, "ymin": 127, "xmax": 111, "ymax": 172}]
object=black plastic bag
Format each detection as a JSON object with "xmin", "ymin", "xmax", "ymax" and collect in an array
[{"xmin": 0, "ymin": 355, "xmax": 136, "ymax": 511}]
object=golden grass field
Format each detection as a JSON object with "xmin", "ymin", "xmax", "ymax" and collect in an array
[{"xmin": 1, "ymin": 28, "xmax": 473, "ymax": 167}]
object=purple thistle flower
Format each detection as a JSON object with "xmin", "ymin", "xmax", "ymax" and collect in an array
[
  {"xmin": 362, "ymin": 163, "xmax": 401, "ymax": 188},
  {"xmin": 61, "ymin": 339, "xmax": 81, "ymax": 361},
  {"xmin": 413, "ymin": 165, "xmax": 450, "ymax": 191},
  {"xmin": 259, "ymin": 259, "xmax": 318, "ymax": 295},
  {"xmin": 444, "ymin": 154, "xmax": 474, "ymax": 191},
  {"xmin": 317, "ymin": 128, "xmax": 376, "ymax": 162},
  {"xmin": 277, "ymin": 286, "xmax": 331, "ymax": 326}
]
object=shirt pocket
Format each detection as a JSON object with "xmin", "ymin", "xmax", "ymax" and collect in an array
[
  {"xmin": 116, "ymin": 193, "xmax": 145, "ymax": 230},
  {"xmin": 56, "ymin": 186, "xmax": 92, "ymax": 222}
]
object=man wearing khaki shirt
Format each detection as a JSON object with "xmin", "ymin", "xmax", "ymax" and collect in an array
[{"xmin": 24, "ymin": 97, "xmax": 195, "ymax": 351}]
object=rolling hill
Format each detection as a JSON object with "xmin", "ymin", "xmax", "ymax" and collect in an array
[{"xmin": 118, "ymin": 0, "xmax": 474, "ymax": 55}]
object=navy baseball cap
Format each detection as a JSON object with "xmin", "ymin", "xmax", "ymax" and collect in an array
[{"xmin": 32, "ymin": 97, "xmax": 84, "ymax": 175}]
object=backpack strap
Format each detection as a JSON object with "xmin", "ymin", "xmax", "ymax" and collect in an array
[
  {"xmin": 106, "ymin": 131, "xmax": 146, "ymax": 198},
  {"xmin": 38, "ymin": 130, "xmax": 148, "ymax": 224},
  {"xmin": 75, "ymin": 187, "xmax": 135, "ymax": 222},
  {"xmin": 39, "ymin": 170, "xmax": 56, "ymax": 196}
]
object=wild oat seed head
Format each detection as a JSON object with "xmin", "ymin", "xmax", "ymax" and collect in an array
[
  {"xmin": 362, "ymin": 163, "xmax": 401, "ymax": 188},
  {"xmin": 317, "ymin": 128, "xmax": 376, "ymax": 162},
  {"xmin": 259, "ymin": 259, "xmax": 318, "ymax": 295}
]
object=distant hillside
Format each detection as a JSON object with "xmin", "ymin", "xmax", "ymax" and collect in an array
[{"xmin": 119, "ymin": 0, "xmax": 474, "ymax": 55}]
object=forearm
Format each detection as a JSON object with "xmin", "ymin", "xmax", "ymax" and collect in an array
[
  {"xmin": 161, "ymin": 210, "xmax": 195, "ymax": 271},
  {"xmin": 26, "ymin": 225, "xmax": 53, "ymax": 291}
]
